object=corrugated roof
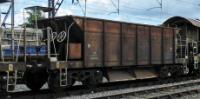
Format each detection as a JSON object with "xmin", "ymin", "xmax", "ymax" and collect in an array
[{"xmin": 163, "ymin": 16, "xmax": 200, "ymax": 27}]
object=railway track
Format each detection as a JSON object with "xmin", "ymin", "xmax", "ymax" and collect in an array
[
  {"xmin": 1, "ymin": 76, "xmax": 200, "ymax": 99},
  {"xmin": 89, "ymin": 78, "xmax": 200, "ymax": 99}
]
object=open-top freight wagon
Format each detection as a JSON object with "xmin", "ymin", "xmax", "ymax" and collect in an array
[{"xmin": 0, "ymin": 15, "xmax": 199, "ymax": 92}]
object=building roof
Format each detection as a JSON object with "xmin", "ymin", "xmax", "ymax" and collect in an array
[
  {"xmin": 25, "ymin": 6, "xmax": 53, "ymax": 12},
  {"xmin": 163, "ymin": 16, "xmax": 200, "ymax": 27}
]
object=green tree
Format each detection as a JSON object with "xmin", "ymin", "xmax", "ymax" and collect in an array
[{"xmin": 25, "ymin": 10, "xmax": 44, "ymax": 28}]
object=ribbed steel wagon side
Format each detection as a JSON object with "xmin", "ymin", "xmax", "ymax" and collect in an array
[{"xmin": 38, "ymin": 15, "xmax": 186, "ymax": 86}]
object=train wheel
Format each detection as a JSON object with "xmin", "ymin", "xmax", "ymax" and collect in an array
[
  {"xmin": 67, "ymin": 73, "xmax": 75, "ymax": 86},
  {"xmin": 197, "ymin": 68, "xmax": 200, "ymax": 76},
  {"xmin": 24, "ymin": 61, "xmax": 49, "ymax": 91},
  {"xmin": 82, "ymin": 70, "xmax": 103, "ymax": 86},
  {"xmin": 0, "ymin": 72, "xmax": 7, "ymax": 91},
  {"xmin": 25, "ymin": 71, "xmax": 48, "ymax": 91},
  {"xmin": 48, "ymin": 71, "xmax": 61, "ymax": 92},
  {"xmin": 160, "ymin": 66, "xmax": 172, "ymax": 78},
  {"xmin": 94, "ymin": 70, "xmax": 103, "ymax": 84},
  {"xmin": 192, "ymin": 66, "xmax": 200, "ymax": 76}
]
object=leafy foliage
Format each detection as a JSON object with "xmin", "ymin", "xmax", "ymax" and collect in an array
[{"xmin": 25, "ymin": 10, "xmax": 44, "ymax": 28}]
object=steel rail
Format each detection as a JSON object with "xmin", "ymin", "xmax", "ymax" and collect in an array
[
  {"xmin": 66, "ymin": 78, "xmax": 200, "ymax": 99},
  {"xmin": 1, "ymin": 77, "xmax": 200, "ymax": 99}
]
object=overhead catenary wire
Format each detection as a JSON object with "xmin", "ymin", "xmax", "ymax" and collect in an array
[
  {"xmin": 1, "ymin": 5, "xmax": 168, "ymax": 26},
  {"xmin": 108, "ymin": 0, "xmax": 120, "ymax": 15},
  {"xmin": 2, "ymin": 0, "xmax": 200, "ymax": 27},
  {"xmin": 57, "ymin": 1, "xmax": 171, "ymax": 25}
]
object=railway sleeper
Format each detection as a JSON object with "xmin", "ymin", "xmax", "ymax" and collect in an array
[{"xmin": 0, "ymin": 72, "xmax": 7, "ymax": 91}]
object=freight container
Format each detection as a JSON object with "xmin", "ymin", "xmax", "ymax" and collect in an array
[{"xmin": 38, "ymin": 16, "xmax": 177, "ymax": 68}]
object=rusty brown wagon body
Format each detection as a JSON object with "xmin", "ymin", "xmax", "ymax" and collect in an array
[
  {"xmin": 38, "ymin": 15, "xmax": 179, "ymax": 82},
  {"xmin": 39, "ymin": 16, "xmax": 177, "ymax": 67}
]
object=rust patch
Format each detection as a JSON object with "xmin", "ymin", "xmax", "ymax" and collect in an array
[{"xmin": 69, "ymin": 43, "xmax": 82, "ymax": 59}]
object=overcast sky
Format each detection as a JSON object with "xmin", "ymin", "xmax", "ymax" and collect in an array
[{"xmin": 0, "ymin": 0, "xmax": 200, "ymax": 26}]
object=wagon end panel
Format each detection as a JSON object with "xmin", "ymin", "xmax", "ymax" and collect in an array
[{"xmin": 163, "ymin": 28, "xmax": 174, "ymax": 64}]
